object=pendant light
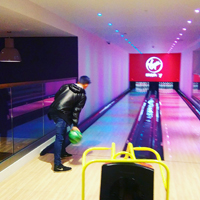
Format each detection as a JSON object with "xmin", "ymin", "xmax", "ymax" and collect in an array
[{"xmin": 0, "ymin": 38, "xmax": 21, "ymax": 62}]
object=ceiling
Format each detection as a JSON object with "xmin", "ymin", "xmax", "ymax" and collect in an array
[{"xmin": 0, "ymin": 0, "xmax": 200, "ymax": 53}]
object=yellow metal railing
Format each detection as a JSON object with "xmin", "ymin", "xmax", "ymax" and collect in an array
[{"xmin": 82, "ymin": 142, "xmax": 170, "ymax": 200}]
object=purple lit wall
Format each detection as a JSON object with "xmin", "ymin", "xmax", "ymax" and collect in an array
[
  {"xmin": 180, "ymin": 38, "xmax": 200, "ymax": 98},
  {"xmin": 78, "ymin": 31, "xmax": 129, "ymax": 122},
  {"xmin": 45, "ymin": 79, "xmax": 76, "ymax": 96}
]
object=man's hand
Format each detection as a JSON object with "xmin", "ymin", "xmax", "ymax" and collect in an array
[{"xmin": 71, "ymin": 126, "xmax": 80, "ymax": 132}]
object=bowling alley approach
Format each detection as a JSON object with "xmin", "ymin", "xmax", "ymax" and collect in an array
[{"xmin": 0, "ymin": 1, "xmax": 200, "ymax": 200}]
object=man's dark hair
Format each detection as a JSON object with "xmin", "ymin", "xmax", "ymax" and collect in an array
[{"xmin": 79, "ymin": 76, "xmax": 91, "ymax": 84}]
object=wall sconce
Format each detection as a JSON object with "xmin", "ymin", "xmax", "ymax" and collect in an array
[{"xmin": 0, "ymin": 38, "xmax": 21, "ymax": 62}]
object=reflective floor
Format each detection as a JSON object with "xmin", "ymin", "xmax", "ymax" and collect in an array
[{"xmin": 0, "ymin": 89, "xmax": 200, "ymax": 200}]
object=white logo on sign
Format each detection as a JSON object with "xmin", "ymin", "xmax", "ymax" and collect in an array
[
  {"xmin": 146, "ymin": 57, "xmax": 163, "ymax": 73},
  {"xmin": 145, "ymin": 57, "xmax": 163, "ymax": 78}
]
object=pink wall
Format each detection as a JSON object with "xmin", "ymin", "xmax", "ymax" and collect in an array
[
  {"xmin": 78, "ymin": 31, "xmax": 129, "ymax": 122},
  {"xmin": 180, "ymin": 39, "xmax": 200, "ymax": 98},
  {"xmin": 45, "ymin": 78, "xmax": 76, "ymax": 96}
]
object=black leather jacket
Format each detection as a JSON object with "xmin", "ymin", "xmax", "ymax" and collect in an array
[{"xmin": 48, "ymin": 83, "xmax": 86, "ymax": 126}]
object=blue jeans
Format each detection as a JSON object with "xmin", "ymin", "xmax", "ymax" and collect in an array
[{"xmin": 51, "ymin": 115, "xmax": 71, "ymax": 166}]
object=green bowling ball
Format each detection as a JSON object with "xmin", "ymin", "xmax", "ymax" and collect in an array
[{"xmin": 69, "ymin": 130, "xmax": 82, "ymax": 144}]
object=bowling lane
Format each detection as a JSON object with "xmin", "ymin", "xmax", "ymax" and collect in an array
[
  {"xmin": 66, "ymin": 90, "xmax": 146, "ymax": 157},
  {"xmin": 159, "ymin": 89, "xmax": 200, "ymax": 163}
]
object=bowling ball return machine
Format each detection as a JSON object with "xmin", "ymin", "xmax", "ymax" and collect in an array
[{"xmin": 82, "ymin": 142, "xmax": 170, "ymax": 200}]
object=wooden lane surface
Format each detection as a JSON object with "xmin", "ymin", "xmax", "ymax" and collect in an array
[
  {"xmin": 159, "ymin": 89, "xmax": 200, "ymax": 163},
  {"xmin": 159, "ymin": 89, "xmax": 200, "ymax": 200},
  {"xmin": 66, "ymin": 91, "xmax": 146, "ymax": 157}
]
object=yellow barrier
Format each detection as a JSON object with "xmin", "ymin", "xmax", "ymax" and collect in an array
[{"xmin": 82, "ymin": 142, "xmax": 170, "ymax": 200}]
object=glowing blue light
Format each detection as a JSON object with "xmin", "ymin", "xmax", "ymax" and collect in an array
[
  {"xmin": 134, "ymin": 46, "xmax": 142, "ymax": 54},
  {"xmin": 108, "ymin": 23, "xmax": 112, "ymax": 26},
  {"xmin": 97, "ymin": 13, "xmax": 102, "ymax": 16},
  {"xmin": 121, "ymin": 34, "xmax": 124, "ymax": 37},
  {"xmin": 125, "ymin": 38, "xmax": 128, "ymax": 41},
  {"xmin": 128, "ymin": 41, "xmax": 131, "ymax": 44},
  {"xmin": 115, "ymin": 29, "xmax": 119, "ymax": 32}
]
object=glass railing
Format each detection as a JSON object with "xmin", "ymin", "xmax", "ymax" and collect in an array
[
  {"xmin": 192, "ymin": 74, "xmax": 200, "ymax": 104},
  {"xmin": 192, "ymin": 82, "xmax": 200, "ymax": 104},
  {"xmin": 0, "ymin": 78, "xmax": 76, "ymax": 163}
]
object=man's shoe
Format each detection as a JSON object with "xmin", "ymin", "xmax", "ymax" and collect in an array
[
  {"xmin": 61, "ymin": 152, "xmax": 72, "ymax": 158},
  {"xmin": 54, "ymin": 164, "xmax": 72, "ymax": 172}
]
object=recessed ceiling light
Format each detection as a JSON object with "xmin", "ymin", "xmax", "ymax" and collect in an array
[
  {"xmin": 97, "ymin": 13, "xmax": 102, "ymax": 16},
  {"xmin": 177, "ymin": 38, "xmax": 180, "ymax": 40},
  {"xmin": 121, "ymin": 34, "xmax": 124, "ymax": 37},
  {"xmin": 108, "ymin": 23, "xmax": 112, "ymax": 26},
  {"xmin": 115, "ymin": 29, "xmax": 119, "ymax": 33},
  {"xmin": 195, "ymin": 9, "xmax": 199, "ymax": 13},
  {"xmin": 125, "ymin": 38, "xmax": 128, "ymax": 41},
  {"xmin": 175, "ymin": 41, "xmax": 177, "ymax": 43},
  {"xmin": 187, "ymin": 20, "xmax": 192, "ymax": 24},
  {"xmin": 179, "ymin": 33, "xmax": 183, "ymax": 36},
  {"xmin": 182, "ymin": 28, "xmax": 187, "ymax": 31}
]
